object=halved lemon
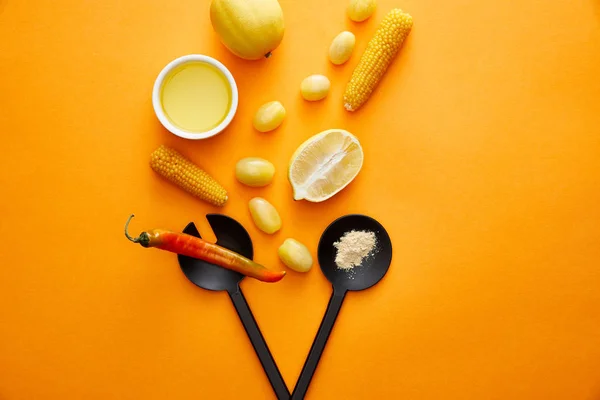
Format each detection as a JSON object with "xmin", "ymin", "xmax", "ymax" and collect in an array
[{"xmin": 288, "ymin": 129, "xmax": 364, "ymax": 202}]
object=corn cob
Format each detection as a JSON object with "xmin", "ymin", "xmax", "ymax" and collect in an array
[
  {"xmin": 150, "ymin": 145, "xmax": 228, "ymax": 207},
  {"xmin": 343, "ymin": 9, "xmax": 413, "ymax": 112}
]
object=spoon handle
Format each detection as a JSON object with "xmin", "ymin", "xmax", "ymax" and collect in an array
[
  {"xmin": 229, "ymin": 288, "xmax": 290, "ymax": 400},
  {"xmin": 292, "ymin": 288, "xmax": 347, "ymax": 400}
]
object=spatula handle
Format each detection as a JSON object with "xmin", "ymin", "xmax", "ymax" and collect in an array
[
  {"xmin": 229, "ymin": 288, "xmax": 290, "ymax": 400},
  {"xmin": 292, "ymin": 288, "xmax": 347, "ymax": 400}
]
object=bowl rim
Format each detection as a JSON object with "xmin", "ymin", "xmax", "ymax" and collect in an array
[{"xmin": 152, "ymin": 54, "xmax": 239, "ymax": 140}]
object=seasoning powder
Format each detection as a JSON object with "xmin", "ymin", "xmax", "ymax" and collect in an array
[{"xmin": 333, "ymin": 230, "xmax": 377, "ymax": 270}]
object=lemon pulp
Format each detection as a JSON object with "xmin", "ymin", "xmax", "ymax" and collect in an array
[
  {"xmin": 288, "ymin": 129, "xmax": 363, "ymax": 202},
  {"xmin": 161, "ymin": 62, "xmax": 231, "ymax": 133}
]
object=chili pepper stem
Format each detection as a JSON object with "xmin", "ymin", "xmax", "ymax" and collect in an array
[
  {"xmin": 124, "ymin": 214, "xmax": 138, "ymax": 242},
  {"xmin": 124, "ymin": 214, "xmax": 151, "ymax": 247}
]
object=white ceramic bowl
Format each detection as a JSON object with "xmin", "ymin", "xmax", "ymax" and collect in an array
[{"xmin": 152, "ymin": 54, "xmax": 238, "ymax": 140}]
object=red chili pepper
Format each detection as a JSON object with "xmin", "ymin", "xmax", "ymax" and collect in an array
[{"xmin": 124, "ymin": 215, "xmax": 285, "ymax": 283}]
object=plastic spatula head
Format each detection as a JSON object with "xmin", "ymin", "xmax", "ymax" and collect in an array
[{"xmin": 177, "ymin": 214, "xmax": 252, "ymax": 292}]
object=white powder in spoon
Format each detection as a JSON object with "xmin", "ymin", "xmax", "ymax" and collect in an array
[{"xmin": 333, "ymin": 230, "xmax": 377, "ymax": 270}]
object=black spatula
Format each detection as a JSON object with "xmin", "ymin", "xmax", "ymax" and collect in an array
[
  {"xmin": 177, "ymin": 214, "xmax": 289, "ymax": 400},
  {"xmin": 292, "ymin": 214, "xmax": 393, "ymax": 400}
]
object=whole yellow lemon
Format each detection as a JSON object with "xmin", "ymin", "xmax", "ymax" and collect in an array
[{"xmin": 210, "ymin": 0, "xmax": 285, "ymax": 60}]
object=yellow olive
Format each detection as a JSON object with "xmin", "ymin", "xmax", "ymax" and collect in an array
[
  {"xmin": 278, "ymin": 238, "xmax": 313, "ymax": 272},
  {"xmin": 253, "ymin": 101, "xmax": 286, "ymax": 132},
  {"xmin": 249, "ymin": 197, "xmax": 281, "ymax": 234},
  {"xmin": 347, "ymin": 0, "xmax": 376, "ymax": 22},
  {"xmin": 329, "ymin": 31, "xmax": 356, "ymax": 65},
  {"xmin": 300, "ymin": 75, "xmax": 330, "ymax": 101},
  {"xmin": 235, "ymin": 157, "xmax": 275, "ymax": 187}
]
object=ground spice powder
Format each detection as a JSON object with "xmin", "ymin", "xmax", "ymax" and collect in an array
[{"xmin": 333, "ymin": 230, "xmax": 377, "ymax": 270}]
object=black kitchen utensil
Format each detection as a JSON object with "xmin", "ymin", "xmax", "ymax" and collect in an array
[
  {"xmin": 177, "ymin": 214, "xmax": 289, "ymax": 400},
  {"xmin": 291, "ymin": 214, "xmax": 392, "ymax": 400}
]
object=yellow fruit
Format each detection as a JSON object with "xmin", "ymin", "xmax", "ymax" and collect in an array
[
  {"xmin": 236, "ymin": 157, "xmax": 275, "ymax": 187},
  {"xmin": 278, "ymin": 239, "xmax": 313, "ymax": 272},
  {"xmin": 249, "ymin": 197, "xmax": 282, "ymax": 234},
  {"xmin": 329, "ymin": 31, "xmax": 356, "ymax": 65},
  {"xmin": 300, "ymin": 75, "xmax": 330, "ymax": 101},
  {"xmin": 288, "ymin": 129, "xmax": 363, "ymax": 202},
  {"xmin": 253, "ymin": 101, "xmax": 286, "ymax": 132},
  {"xmin": 347, "ymin": 0, "xmax": 376, "ymax": 22},
  {"xmin": 210, "ymin": 0, "xmax": 285, "ymax": 60}
]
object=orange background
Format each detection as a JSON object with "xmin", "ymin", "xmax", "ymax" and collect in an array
[{"xmin": 1, "ymin": 0, "xmax": 600, "ymax": 399}]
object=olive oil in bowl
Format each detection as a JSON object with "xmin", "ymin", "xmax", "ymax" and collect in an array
[{"xmin": 153, "ymin": 55, "xmax": 238, "ymax": 140}]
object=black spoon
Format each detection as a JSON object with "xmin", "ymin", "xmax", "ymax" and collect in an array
[
  {"xmin": 177, "ymin": 214, "xmax": 289, "ymax": 400},
  {"xmin": 292, "ymin": 214, "xmax": 393, "ymax": 400}
]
